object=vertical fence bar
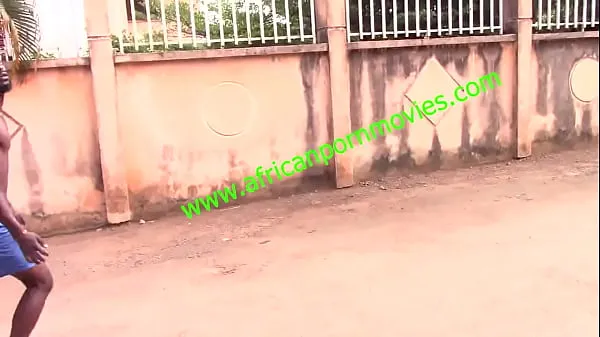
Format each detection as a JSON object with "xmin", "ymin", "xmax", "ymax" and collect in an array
[
  {"xmin": 259, "ymin": 0, "xmax": 266, "ymax": 43},
  {"xmin": 479, "ymin": 0, "xmax": 484, "ymax": 32},
  {"xmin": 499, "ymin": 0, "xmax": 503, "ymax": 33},
  {"xmin": 566, "ymin": 0, "xmax": 571, "ymax": 27},
  {"xmin": 393, "ymin": 0, "xmax": 398, "ymax": 37},
  {"xmin": 547, "ymin": 0, "xmax": 552, "ymax": 29},
  {"xmin": 537, "ymin": 0, "xmax": 542, "ymax": 29},
  {"xmin": 310, "ymin": 0, "xmax": 316, "ymax": 42},
  {"xmin": 118, "ymin": 34, "xmax": 124, "ymax": 53},
  {"xmin": 490, "ymin": 0, "xmax": 494, "ymax": 31},
  {"xmin": 358, "ymin": 0, "xmax": 364, "ymax": 39},
  {"xmin": 459, "ymin": 0, "xmax": 464, "ymax": 33},
  {"xmin": 144, "ymin": 0, "xmax": 154, "ymax": 50},
  {"xmin": 469, "ymin": 0, "xmax": 474, "ymax": 33},
  {"xmin": 190, "ymin": 0, "xmax": 197, "ymax": 47},
  {"xmin": 382, "ymin": 0, "xmax": 387, "ymax": 38},
  {"xmin": 449, "ymin": 0, "xmax": 453, "ymax": 34},
  {"xmin": 581, "ymin": 0, "xmax": 589, "ymax": 29},
  {"xmin": 592, "ymin": 0, "xmax": 597, "ymax": 27},
  {"xmin": 426, "ymin": 0, "xmax": 431, "ymax": 36},
  {"xmin": 203, "ymin": 1, "xmax": 211, "ymax": 46},
  {"xmin": 369, "ymin": 0, "xmax": 375, "ymax": 38},
  {"xmin": 284, "ymin": 0, "xmax": 292, "ymax": 42},
  {"xmin": 232, "ymin": 1, "xmax": 239, "ymax": 45},
  {"xmin": 217, "ymin": 0, "xmax": 225, "ymax": 46},
  {"xmin": 271, "ymin": 0, "xmax": 279, "ymax": 43},
  {"xmin": 416, "ymin": 0, "xmax": 421, "ymax": 36},
  {"xmin": 160, "ymin": 0, "xmax": 169, "ymax": 48},
  {"xmin": 303, "ymin": 0, "xmax": 308, "ymax": 41},
  {"xmin": 557, "ymin": 0, "xmax": 561, "ymax": 28},
  {"xmin": 128, "ymin": 0, "xmax": 139, "ymax": 50},
  {"xmin": 174, "ymin": 0, "xmax": 183, "ymax": 47},
  {"xmin": 404, "ymin": 0, "xmax": 409, "ymax": 36},
  {"xmin": 574, "ymin": 0, "xmax": 579, "ymax": 28},
  {"xmin": 437, "ymin": 0, "xmax": 442, "ymax": 35},
  {"xmin": 246, "ymin": 1, "xmax": 253, "ymax": 44}
]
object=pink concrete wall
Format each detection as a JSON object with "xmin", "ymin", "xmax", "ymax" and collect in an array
[
  {"xmin": 4, "ymin": 65, "xmax": 105, "ymax": 234},
  {"xmin": 114, "ymin": 52, "xmax": 332, "ymax": 216},
  {"xmin": 348, "ymin": 42, "xmax": 517, "ymax": 178},
  {"xmin": 531, "ymin": 38, "xmax": 599, "ymax": 145},
  {"xmin": 3, "ymin": 33, "xmax": 597, "ymax": 235}
]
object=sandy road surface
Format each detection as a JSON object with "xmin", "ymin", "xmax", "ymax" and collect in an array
[{"xmin": 1, "ymin": 148, "xmax": 599, "ymax": 337}]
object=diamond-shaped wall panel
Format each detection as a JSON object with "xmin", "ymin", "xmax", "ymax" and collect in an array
[
  {"xmin": 436, "ymin": 104, "xmax": 463, "ymax": 151},
  {"xmin": 404, "ymin": 57, "xmax": 461, "ymax": 127},
  {"xmin": 403, "ymin": 97, "xmax": 436, "ymax": 165}
]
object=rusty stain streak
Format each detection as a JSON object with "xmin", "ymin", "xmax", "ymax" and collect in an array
[
  {"xmin": 105, "ymin": 187, "xmax": 129, "ymax": 214},
  {"xmin": 20, "ymin": 128, "xmax": 44, "ymax": 215}
]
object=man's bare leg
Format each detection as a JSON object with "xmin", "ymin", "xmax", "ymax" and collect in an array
[{"xmin": 10, "ymin": 263, "xmax": 53, "ymax": 337}]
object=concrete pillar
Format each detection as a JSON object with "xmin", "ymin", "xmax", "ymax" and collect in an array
[
  {"xmin": 315, "ymin": 0, "xmax": 354, "ymax": 188},
  {"xmin": 505, "ymin": 0, "xmax": 533, "ymax": 158},
  {"xmin": 84, "ymin": 0, "xmax": 132, "ymax": 223}
]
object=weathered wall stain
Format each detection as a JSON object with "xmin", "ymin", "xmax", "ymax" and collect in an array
[
  {"xmin": 582, "ymin": 107, "xmax": 593, "ymax": 137},
  {"xmin": 433, "ymin": 44, "xmax": 470, "ymax": 76},
  {"xmin": 300, "ymin": 53, "xmax": 319, "ymax": 152},
  {"xmin": 20, "ymin": 129, "xmax": 44, "ymax": 216},
  {"xmin": 384, "ymin": 51, "xmax": 413, "ymax": 170},
  {"xmin": 105, "ymin": 187, "xmax": 128, "ymax": 214},
  {"xmin": 459, "ymin": 106, "xmax": 471, "ymax": 159},
  {"xmin": 367, "ymin": 50, "xmax": 391, "ymax": 173},
  {"xmin": 534, "ymin": 38, "xmax": 599, "ymax": 145},
  {"xmin": 300, "ymin": 52, "xmax": 333, "ymax": 182},
  {"xmin": 349, "ymin": 51, "xmax": 364, "ymax": 132},
  {"xmin": 472, "ymin": 43, "xmax": 503, "ymax": 156},
  {"xmin": 349, "ymin": 42, "xmax": 515, "ymax": 177}
]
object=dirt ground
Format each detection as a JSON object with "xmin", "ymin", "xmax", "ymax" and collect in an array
[{"xmin": 1, "ymin": 148, "xmax": 599, "ymax": 337}]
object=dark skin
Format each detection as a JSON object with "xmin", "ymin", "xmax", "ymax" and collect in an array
[{"xmin": 1, "ymin": 91, "xmax": 54, "ymax": 337}]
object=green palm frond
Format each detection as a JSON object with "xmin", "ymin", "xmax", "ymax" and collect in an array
[{"xmin": 0, "ymin": 0, "xmax": 40, "ymax": 78}]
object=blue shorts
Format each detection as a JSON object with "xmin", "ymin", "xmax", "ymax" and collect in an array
[{"xmin": 0, "ymin": 225, "xmax": 35, "ymax": 278}]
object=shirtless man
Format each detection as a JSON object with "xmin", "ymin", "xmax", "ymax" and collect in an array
[{"xmin": 0, "ymin": 63, "xmax": 53, "ymax": 337}]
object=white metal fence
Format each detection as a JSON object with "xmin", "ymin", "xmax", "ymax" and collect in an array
[
  {"xmin": 533, "ymin": 0, "xmax": 599, "ymax": 31},
  {"xmin": 2, "ymin": 0, "xmax": 598, "ymax": 60},
  {"xmin": 345, "ymin": 0, "xmax": 504, "ymax": 41},
  {"xmin": 120, "ymin": 0, "xmax": 525, "ymax": 52},
  {"xmin": 118, "ymin": 0, "xmax": 317, "ymax": 53}
]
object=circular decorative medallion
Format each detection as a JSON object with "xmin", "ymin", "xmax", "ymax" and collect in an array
[
  {"xmin": 569, "ymin": 58, "xmax": 599, "ymax": 103},
  {"xmin": 202, "ymin": 82, "xmax": 256, "ymax": 137}
]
